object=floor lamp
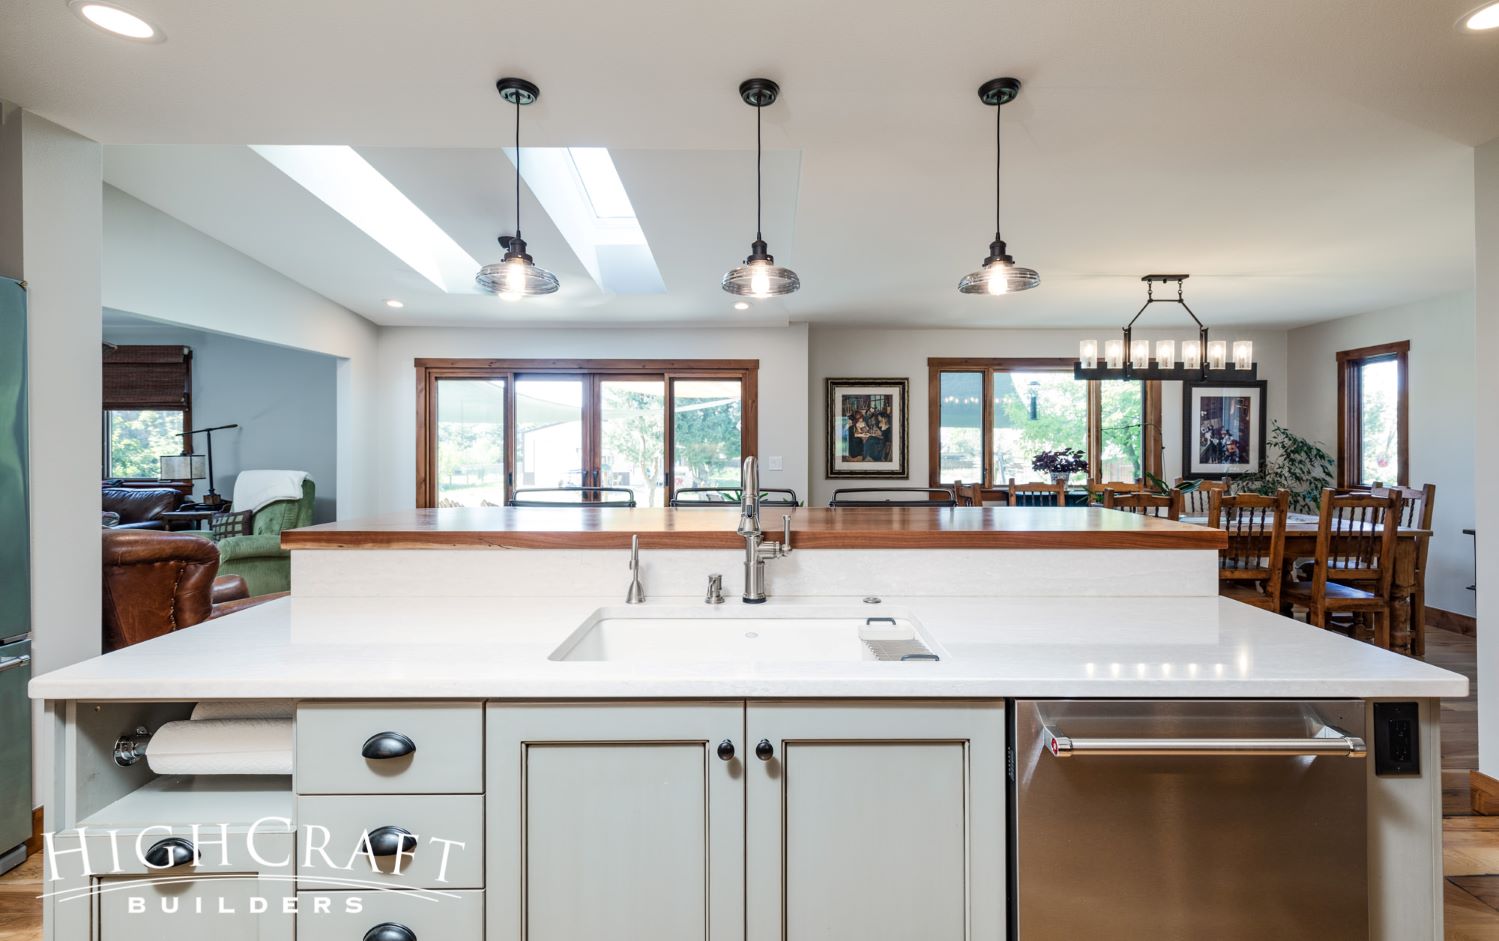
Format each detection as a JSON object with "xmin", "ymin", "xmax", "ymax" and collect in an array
[{"xmin": 172, "ymin": 423, "xmax": 238, "ymax": 506}]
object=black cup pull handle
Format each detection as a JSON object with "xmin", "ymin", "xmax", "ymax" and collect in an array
[
  {"xmin": 363, "ymin": 923, "xmax": 417, "ymax": 941},
  {"xmin": 362, "ymin": 731, "xmax": 417, "ymax": 760},
  {"xmin": 716, "ymin": 739, "xmax": 735, "ymax": 761},
  {"xmin": 144, "ymin": 837, "xmax": 196, "ymax": 869},
  {"xmin": 364, "ymin": 826, "xmax": 418, "ymax": 858},
  {"xmin": 755, "ymin": 739, "xmax": 775, "ymax": 761}
]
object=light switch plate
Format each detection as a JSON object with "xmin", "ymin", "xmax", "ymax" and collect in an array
[{"xmin": 766, "ymin": 456, "xmax": 784, "ymax": 471}]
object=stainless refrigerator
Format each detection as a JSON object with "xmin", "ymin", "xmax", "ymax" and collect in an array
[{"xmin": 0, "ymin": 276, "xmax": 31, "ymax": 875}]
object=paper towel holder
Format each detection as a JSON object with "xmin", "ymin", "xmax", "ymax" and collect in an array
[{"xmin": 114, "ymin": 726, "xmax": 152, "ymax": 767}]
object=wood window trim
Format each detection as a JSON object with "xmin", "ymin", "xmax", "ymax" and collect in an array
[
  {"xmin": 1336, "ymin": 340, "xmax": 1409, "ymax": 488},
  {"xmin": 926, "ymin": 358, "xmax": 1161, "ymax": 489},
  {"xmin": 415, "ymin": 358, "xmax": 759, "ymax": 508}
]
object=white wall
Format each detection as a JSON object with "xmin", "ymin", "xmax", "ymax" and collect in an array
[
  {"xmin": 0, "ymin": 108, "xmax": 103, "ymax": 816},
  {"xmin": 374, "ymin": 324, "xmax": 810, "ymax": 512},
  {"xmin": 102, "ymin": 186, "xmax": 380, "ymax": 518},
  {"xmin": 1286, "ymin": 292, "xmax": 1477, "ymax": 617},
  {"xmin": 807, "ymin": 326, "xmax": 1289, "ymax": 507},
  {"xmin": 103, "ymin": 317, "xmax": 340, "ymax": 521},
  {"xmin": 1476, "ymin": 136, "xmax": 1499, "ymax": 778}
]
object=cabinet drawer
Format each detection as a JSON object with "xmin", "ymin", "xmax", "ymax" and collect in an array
[
  {"xmin": 296, "ymin": 890, "xmax": 483, "ymax": 941},
  {"xmin": 296, "ymin": 701, "xmax": 483, "ymax": 794},
  {"xmin": 49, "ymin": 829, "xmax": 294, "ymax": 940},
  {"xmin": 298, "ymin": 795, "xmax": 484, "ymax": 889}
]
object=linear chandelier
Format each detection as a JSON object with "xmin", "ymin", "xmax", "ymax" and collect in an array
[{"xmin": 1073, "ymin": 275, "xmax": 1256, "ymax": 381}]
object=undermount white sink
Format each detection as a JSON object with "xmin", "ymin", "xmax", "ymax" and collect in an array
[{"xmin": 549, "ymin": 605, "xmax": 943, "ymax": 663}]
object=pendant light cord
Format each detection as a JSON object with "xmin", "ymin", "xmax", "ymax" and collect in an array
[
  {"xmin": 994, "ymin": 97, "xmax": 1002, "ymax": 240},
  {"xmin": 513, "ymin": 96, "xmax": 522, "ymax": 241},
  {"xmin": 756, "ymin": 100, "xmax": 763, "ymax": 242}
]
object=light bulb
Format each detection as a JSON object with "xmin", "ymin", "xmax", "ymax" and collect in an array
[
  {"xmin": 1207, "ymin": 340, "xmax": 1228, "ymax": 370},
  {"xmin": 1104, "ymin": 339, "xmax": 1125, "ymax": 369},
  {"xmin": 750, "ymin": 264, "xmax": 771, "ymax": 298},
  {"xmin": 1079, "ymin": 340, "xmax": 1098, "ymax": 369},
  {"xmin": 986, "ymin": 269, "xmax": 1007, "ymax": 295},
  {"xmin": 1155, "ymin": 340, "xmax": 1175, "ymax": 368},
  {"xmin": 1182, "ymin": 340, "xmax": 1202, "ymax": 369},
  {"xmin": 500, "ymin": 260, "xmax": 526, "ymax": 300},
  {"xmin": 1130, "ymin": 339, "xmax": 1151, "ymax": 369},
  {"xmin": 1232, "ymin": 340, "xmax": 1254, "ymax": 370}
]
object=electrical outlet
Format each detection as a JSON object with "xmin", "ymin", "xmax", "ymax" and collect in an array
[{"xmin": 1373, "ymin": 701, "xmax": 1420, "ymax": 776}]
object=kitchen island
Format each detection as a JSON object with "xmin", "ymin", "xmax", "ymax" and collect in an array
[{"xmin": 32, "ymin": 507, "xmax": 1467, "ymax": 941}]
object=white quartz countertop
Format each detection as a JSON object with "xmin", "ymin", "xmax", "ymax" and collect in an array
[{"xmin": 30, "ymin": 594, "xmax": 1467, "ymax": 700}]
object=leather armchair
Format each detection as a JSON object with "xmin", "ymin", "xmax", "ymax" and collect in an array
[
  {"xmin": 101, "ymin": 487, "xmax": 189, "ymax": 530},
  {"xmin": 102, "ymin": 530, "xmax": 285, "ymax": 651}
]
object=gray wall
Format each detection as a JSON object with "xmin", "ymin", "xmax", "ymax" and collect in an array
[
  {"xmin": 103, "ymin": 313, "xmax": 338, "ymax": 522},
  {"xmin": 1476, "ymin": 135, "xmax": 1499, "ymax": 779}
]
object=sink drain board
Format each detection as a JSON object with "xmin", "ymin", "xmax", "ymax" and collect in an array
[{"xmin": 860, "ymin": 618, "xmax": 939, "ymax": 661}]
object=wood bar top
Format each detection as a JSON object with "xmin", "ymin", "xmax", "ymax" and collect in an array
[{"xmin": 282, "ymin": 507, "xmax": 1228, "ymax": 551}]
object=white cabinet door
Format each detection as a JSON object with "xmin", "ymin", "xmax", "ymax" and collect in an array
[
  {"xmin": 745, "ymin": 701, "xmax": 1006, "ymax": 941},
  {"xmin": 486, "ymin": 702, "xmax": 745, "ymax": 941}
]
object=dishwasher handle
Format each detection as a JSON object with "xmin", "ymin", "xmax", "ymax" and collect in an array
[{"xmin": 1042, "ymin": 724, "xmax": 1367, "ymax": 759}]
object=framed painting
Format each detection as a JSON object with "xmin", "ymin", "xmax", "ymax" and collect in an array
[
  {"xmin": 1182, "ymin": 379, "xmax": 1267, "ymax": 478},
  {"xmin": 826, "ymin": 378, "xmax": 909, "ymax": 478}
]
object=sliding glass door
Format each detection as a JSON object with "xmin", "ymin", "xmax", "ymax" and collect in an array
[{"xmin": 419, "ymin": 360, "xmax": 757, "ymax": 508}]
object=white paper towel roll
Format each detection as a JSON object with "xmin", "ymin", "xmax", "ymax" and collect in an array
[
  {"xmin": 146, "ymin": 718, "xmax": 294, "ymax": 775},
  {"xmin": 191, "ymin": 699, "xmax": 296, "ymax": 721}
]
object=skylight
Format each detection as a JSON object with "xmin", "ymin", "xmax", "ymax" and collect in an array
[
  {"xmin": 250, "ymin": 145, "xmax": 480, "ymax": 294},
  {"xmin": 568, "ymin": 148, "xmax": 636, "ymax": 220},
  {"xmin": 507, "ymin": 147, "xmax": 665, "ymax": 295}
]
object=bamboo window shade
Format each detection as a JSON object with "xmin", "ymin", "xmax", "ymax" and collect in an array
[{"xmin": 103, "ymin": 345, "xmax": 191, "ymax": 409}]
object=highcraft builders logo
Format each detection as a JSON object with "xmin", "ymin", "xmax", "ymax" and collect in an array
[{"xmin": 41, "ymin": 817, "xmax": 469, "ymax": 914}]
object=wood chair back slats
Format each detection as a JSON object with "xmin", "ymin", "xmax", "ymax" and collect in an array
[
  {"xmin": 1085, "ymin": 480, "xmax": 1143, "ymax": 504},
  {"xmin": 1208, "ymin": 490, "xmax": 1289, "ymax": 606},
  {"xmin": 953, "ymin": 481, "xmax": 985, "ymax": 507},
  {"xmin": 1311, "ymin": 488, "xmax": 1401, "ymax": 597},
  {"xmin": 1176, "ymin": 478, "xmax": 1227, "ymax": 515},
  {"xmin": 1104, "ymin": 489, "xmax": 1183, "ymax": 520},
  {"xmin": 1007, "ymin": 478, "xmax": 1066, "ymax": 508}
]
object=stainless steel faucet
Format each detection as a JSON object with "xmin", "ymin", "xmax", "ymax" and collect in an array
[
  {"xmin": 738, "ymin": 456, "xmax": 791, "ymax": 603},
  {"xmin": 626, "ymin": 534, "xmax": 645, "ymax": 604}
]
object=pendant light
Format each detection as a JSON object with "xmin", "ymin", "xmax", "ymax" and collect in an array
[
  {"xmin": 476, "ymin": 77, "xmax": 559, "ymax": 299},
  {"xmin": 722, "ymin": 78, "xmax": 800, "ymax": 298},
  {"xmin": 958, "ymin": 77, "xmax": 1039, "ymax": 295}
]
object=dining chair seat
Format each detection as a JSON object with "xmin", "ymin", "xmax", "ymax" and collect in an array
[
  {"xmin": 1283, "ymin": 580, "xmax": 1382, "ymax": 604},
  {"xmin": 1221, "ymin": 583, "xmax": 1277, "ymax": 611}
]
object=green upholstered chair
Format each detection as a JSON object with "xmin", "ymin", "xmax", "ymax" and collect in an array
[{"xmin": 215, "ymin": 478, "xmax": 315, "ymax": 596}]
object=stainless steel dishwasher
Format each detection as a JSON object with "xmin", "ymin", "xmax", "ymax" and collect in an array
[{"xmin": 1011, "ymin": 699, "xmax": 1369, "ymax": 940}]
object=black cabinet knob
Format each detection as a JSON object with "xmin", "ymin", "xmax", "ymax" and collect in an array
[
  {"xmin": 716, "ymin": 739, "xmax": 735, "ymax": 761},
  {"xmin": 364, "ymin": 826, "xmax": 418, "ymax": 858},
  {"xmin": 755, "ymin": 739, "xmax": 775, "ymax": 761},
  {"xmin": 363, "ymin": 923, "xmax": 417, "ymax": 941},
  {"xmin": 362, "ymin": 731, "xmax": 417, "ymax": 760},
  {"xmin": 144, "ymin": 837, "xmax": 196, "ymax": 869}
]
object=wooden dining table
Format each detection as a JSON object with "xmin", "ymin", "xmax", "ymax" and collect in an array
[{"xmin": 1181, "ymin": 512, "xmax": 1432, "ymax": 654}]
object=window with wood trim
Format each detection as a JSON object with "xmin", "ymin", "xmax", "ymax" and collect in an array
[
  {"xmin": 1337, "ymin": 341, "xmax": 1408, "ymax": 487},
  {"xmin": 415, "ymin": 359, "xmax": 759, "ymax": 508},
  {"xmin": 928, "ymin": 358, "xmax": 1161, "ymax": 487},
  {"xmin": 102, "ymin": 345, "xmax": 192, "ymax": 481}
]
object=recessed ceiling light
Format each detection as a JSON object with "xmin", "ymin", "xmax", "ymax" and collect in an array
[
  {"xmin": 384, "ymin": 299, "xmax": 405, "ymax": 309},
  {"xmin": 1460, "ymin": 1, "xmax": 1499, "ymax": 30},
  {"xmin": 733, "ymin": 302, "xmax": 750, "ymax": 310},
  {"xmin": 68, "ymin": 1, "xmax": 163, "ymax": 41}
]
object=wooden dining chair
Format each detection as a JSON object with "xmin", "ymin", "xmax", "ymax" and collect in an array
[
  {"xmin": 1085, "ymin": 480, "xmax": 1141, "ymax": 505},
  {"xmin": 1176, "ymin": 478, "xmax": 1227, "ymax": 516},
  {"xmin": 953, "ymin": 481, "xmax": 985, "ymax": 507},
  {"xmin": 1104, "ymin": 490, "xmax": 1182, "ymax": 520},
  {"xmin": 1007, "ymin": 478, "xmax": 1066, "ymax": 507},
  {"xmin": 1282, "ymin": 488, "xmax": 1401, "ymax": 648},
  {"xmin": 1373, "ymin": 482, "xmax": 1436, "ymax": 655},
  {"xmin": 1207, "ymin": 489, "xmax": 1289, "ymax": 612}
]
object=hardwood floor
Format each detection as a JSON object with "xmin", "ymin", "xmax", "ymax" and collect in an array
[{"xmin": 0, "ymin": 627, "xmax": 1493, "ymax": 939}]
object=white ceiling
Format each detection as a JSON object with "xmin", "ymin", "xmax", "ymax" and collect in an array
[{"xmin": 4, "ymin": 0, "xmax": 1495, "ymax": 329}]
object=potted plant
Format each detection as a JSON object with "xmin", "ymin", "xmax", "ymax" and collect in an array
[
  {"xmin": 1232, "ymin": 422, "xmax": 1334, "ymax": 513},
  {"xmin": 1032, "ymin": 448, "xmax": 1089, "ymax": 485}
]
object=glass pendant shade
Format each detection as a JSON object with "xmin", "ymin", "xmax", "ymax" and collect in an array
[
  {"xmin": 475, "ymin": 237, "xmax": 558, "ymax": 298},
  {"xmin": 1181, "ymin": 339, "xmax": 1202, "ymax": 370},
  {"xmin": 722, "ymin": 256, "xmax": 800, "ymax": 298},
  {"xmin": 1155, "ymin": 340, "xmax": 1175, "ymax": 367},
  {"xmin": 1078, "ymin": 339, "xmax": 1099, "ymax": 369},
  {"xmin": 1232, "ymin": 340, "xmax": 1254, "ymax": 370},
  {"xmin": 958, "ymin": 257, "xmax": 1040, "ymax": 295},
  {"xmin": 1206, "ymin": 340, "xmax": 1228, "ymax": 370}
]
